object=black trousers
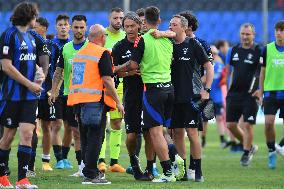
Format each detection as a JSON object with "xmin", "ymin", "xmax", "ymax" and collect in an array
[{"xmin": 79, "ymin": 104, "xmax": 107, "ymax": 179}]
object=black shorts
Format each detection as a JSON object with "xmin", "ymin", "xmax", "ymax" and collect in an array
[
  {"xmin": 170, "ymin": 103, "xmax": 200, "ymax": 129},
  {"xmin": 214, "ymin": 103, "xmax": 224, "ymax": 116},
  {"xmin": 0, "ymin": 100, "xmax": 38, "ymax": 128},
  {"xmin": 124, "ymin": 99, "xmax": 142, "ymax": 134},
  {"xmin": 263, "ymin": 97, "xmax": 284, "ymax": 118},
  {"xmin": 226, "ymin": 96, "xmax": 258, "ymax": 124},
  {"xmin": 37, "ymin": 98, "xmax": 64, "ymax": 121},
  {"xmin": 65, "ymin": 105, "xmax": 78, "ymax": 128},
  {"xmin": 142, "ymin": 82, "xmax": 174, "ymax": 129}
]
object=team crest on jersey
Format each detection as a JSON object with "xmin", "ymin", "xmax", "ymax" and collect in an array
[
  {"xmin": 31, "ymin": 40, "xmax": 36, "ymax": 47},
  {"xmin": 182, "ymin": 48, "xmax": 188, "ymax": 55},
  {"xmin": 247, "ymin": 53, "xmax": 253, "ymax": 60},
  {"xmin": 3, "ymin": 46, "xmax": 9, "ymax": 55},
  {"xmin": 232, "ymin": 53, "xmax": 239, "ymax": 61}
]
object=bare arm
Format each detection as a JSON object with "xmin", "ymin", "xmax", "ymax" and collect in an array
[
  {"xmin": 151, "ymin": 29, "xmax": 177, "ymax": 38},
  {"xmin": 203, "ymin": 61, "xmax": 214, "ymax": 89},
  {"xmin": 38, "ymin": 55, "xmax": 49, "ymax": 77},
  {"xmin": 200, "ymin": 61, "xmax": 214, "ymax": 100},
  {"xmin": 48, "ymin": 67, "xmax": 63, "ymax": 105},
  {"xmin": 115, "ymin": 60, "xmax": 139, "ymax": 73},
  {"xmin": 102, "ymin": 76, "xmax": 124, "ymax": 113}
]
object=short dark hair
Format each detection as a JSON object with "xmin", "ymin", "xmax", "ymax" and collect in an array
[
  {"xmin": 136, "ymin": 8, "xmax": 145, "ymax": 17},
  {"xmin": 10, "ymin": 2, "xmax": 38, "ymax": 26},
  {"xmin": 72, "ymin": 15, "xmax": 87, "ymax": 23},
  {"xmin": 145, "ymin": 6, "xmax": 160, "ymax": 25},
  {"xmin": 216, "ymin": 40, "xmax": 228, "ymax": 50},
  {"xmin": 275, "ymin": 20, "xmax": 284, "ymax": 30},
  {"xmin": 110, "ymin": 7, "xmax": 123, "ymax": 14},
  {"xmin": 46, "ymin": 34, "xmax": 55, "ymax": 40},
  {"xmin": 36, "ymin": 17, "xmax": 49, "ymax": 29},
  {"xmin": 179, "ymin": 11, "xmax": 198, "ymax": 31},
  {"xmin": 56, "ymin": 14, "xmax": 69, "ymax": 23}
]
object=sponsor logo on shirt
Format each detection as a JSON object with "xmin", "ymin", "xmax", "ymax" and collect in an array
[
  {"xmin": 244, "ymin": 53, "xmax": 254, "ymax": 64},
  {"xmin": 19, "ymin": 53, "xmax": 36, "ymax": 61},
  {"xmin": 3, "ymin": 46, "xmax": 9, "ymax": 55},
  {"xmin": 272, "ymin": 59, "xmax": 284, "ymax": 66},
  {"xmin": 122, "ymin": 50, "xmax": 131, "ymax": 59},
  {"xmin": 20, "ymin": 41, "xmax": 28, "ymax": 50},
  {"xmin": 232, "ymin": 53, "xmax": 239, "ymax": 61},
  {"xmin": 247, "ymin": 116, "xmax": 254, "ymax": 121}
]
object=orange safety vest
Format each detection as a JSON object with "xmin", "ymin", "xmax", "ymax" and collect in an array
[{"xmin": 67, "ymin": 42, "xmax": 116, "ymax": 111}]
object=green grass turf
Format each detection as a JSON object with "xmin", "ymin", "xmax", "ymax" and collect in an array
[{"xmin": 5, "ymin": 124, "xmax": 284, "ymax": 189}]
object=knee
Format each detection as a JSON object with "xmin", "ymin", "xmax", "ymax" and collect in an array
[
  {"xmin": 72, "ymin": 129, "xmax": 80, "ymax": 140},
  {"xmin": 111, "ymin": 119, "xmax": 122, "ymax": 130},
  {"xmin": 0, "ymin": 132, "xmax": 15, "ymax": 148},
  {"xmin": 20, "ymin": 130, "xmax": 34, "ymax": 144},
  {"xmin": 227, "ymin": 123, "xmax": 237, "ymax": 130}
]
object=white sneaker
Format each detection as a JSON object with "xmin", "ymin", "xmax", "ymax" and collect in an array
[
  {"xmin": 275, "ymin": 143, "xmax": 284, "ymax": 157},
  {"xmin": 26, "ymin": 170, "xmax": 36, "ymax": 177},
  {"xmin": 70, "ymin": 161, "xmax": 85, "ymax": 177},
  {"xmin": 152, "ymin": 173, "xmax": 176, "ymax": 183},
  {"xmin": 171, "ymin": 154, "xmax": 185, "ymax": 180},
  {"xmin": 187, "ymin": 169, "xmax": 195, "ymax": 181}
]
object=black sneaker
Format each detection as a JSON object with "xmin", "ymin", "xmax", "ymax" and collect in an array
[
  {"xmin": 82, "ymin": 176, "xmax": 111, "ymax": 185},
  {"xmin": 132, "ymin": 165, "xmax": 144, "ymax": 180},
  {"xmin": 142, "ymin": 169, "xmax": 154, "ymax": 181},
  {"xmin": 240, "ymin": 153, "xmax": 251, "ymax": 166},
  {"xmin": 179, "ymin": 171, "xmax": 188, "ymax": 181}
]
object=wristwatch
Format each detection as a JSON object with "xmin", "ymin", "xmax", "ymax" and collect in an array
[{"xmin": 204, "ymin": 87, "xmax": 211, "ymax": 93}]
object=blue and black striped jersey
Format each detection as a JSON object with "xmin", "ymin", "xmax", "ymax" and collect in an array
[{"xmin": 0, "ymin": 26, "xmax": 47, "ymax": 101}]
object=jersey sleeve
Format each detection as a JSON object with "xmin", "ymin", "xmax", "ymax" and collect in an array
[
  {"xmin": 99, "ymin": 51, "xmax": 114, "ymax": 77},
  {"xmin": 130, "ymin": 36, "xmax": 145, "ymax": 64},
  {"xmin": 225, "ymin": 47, "xmax": 232, "ymax": 65},
  {"xmin": 57, "ymin": 49, "xmax": 64, "ymax": 69},
  {"xmin": 111, "ymin": 42, "xmax": 122, "ymax": 66},
  {"xmin": 261, "ymin": 46, "xmax": 267, "ymax": 67},
  {"xmin": 30, "ymin": 30, "xmax": 49, "ymax": 57},
  {"xmin": 0, "ymin": 30, "xmax": 15, "ymax": 60},
  {"xmin": 193, "ymin": 39, "xmax": 210, "ymax": 66}
]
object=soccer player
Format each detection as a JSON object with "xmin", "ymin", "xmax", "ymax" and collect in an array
[
  {"xmin": 254, "ymin": 20, "xmax": 284, "ymax": 169},
  {"xmin": 49, "ymin": 14, "xmax": 75, "ymax": 172},
  {"xmin": 98, "ymin": 7, "xmax": 126, "ymax": 173},
  {"xmin": 0, "ymin": 2, "xmax": 47, "ymax": 188},
  {"xmin": 226, "ymin": 23, "xmax": 261, "ymax": 166},
  {"xmin": 33, "ymin": 17, "xmax": 61, "ymax": 172},
  {"xmin": 112, "ymin": 12, "xmax": 154, "ymax": 181},
  {"xmin": 216, "ymin": 40, "xmax": 230, "ymax": 64},
  {"xmin": 136, "ymin": 8, "xmax": 148, "ymax": 34},
  {"xmin": 117, "ymin": 6, "xmax": 182, "ymax": 183},
  {"xmin": 49, "ymin": 15, "xmax": 88, "ymax": 175}
]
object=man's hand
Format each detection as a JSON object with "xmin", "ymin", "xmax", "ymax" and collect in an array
[
  {"xmin": 28, "ymin": 82, "xmax": 43, "ymax": 95},
  {"xmin": 128, "ymin": 69, "xmax": 141, "ymax": 76},
  {"xmin": 116, "ymin": 102, "xmax": 125, "ymax": 115},
  {"xmin": 252, "ymin": 89, "xmax": 263, "ymax": 105},
  {"xmin": 48, "ymin": 90, "xmax": 58, "ymax": 106},
  {"xmin": 151, "ymin": 29, "xmax": 163, "ymax": 39},
  {"xmin": 200, "ymin": 89, "xmax": 209, "ymax": 101}
]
